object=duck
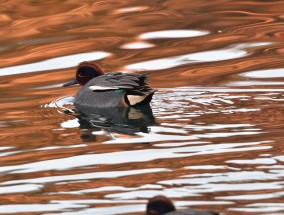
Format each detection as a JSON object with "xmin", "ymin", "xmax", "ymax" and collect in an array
[
  {"xmin": 63, "ymin": 61, "xmax": 156, "ymax": 107},
  {"xmin": 146, "ymin": 195, "xmax": 220, "ymax": 215}
]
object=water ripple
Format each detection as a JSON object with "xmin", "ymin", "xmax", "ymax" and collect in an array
[
  {"xmin": 1, "ymin": 0, "xmax": 284, "ymax": 214},
  {"xmin": 126, "ymin": 43, "xmax": 271, "ymax": 71}
]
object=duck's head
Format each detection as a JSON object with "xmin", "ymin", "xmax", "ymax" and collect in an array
[
  {"xmin": 146, "ymin": 195, "xmax": 176, "ymax": 215},
  {"xmin": 63, "ymin": 61, "xmax": 104, "ymax": 87}
]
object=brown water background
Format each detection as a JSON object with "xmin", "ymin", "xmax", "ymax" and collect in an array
[{"xmin": 1, "ymin": 0, "xmax": 284, "ymax": 214}]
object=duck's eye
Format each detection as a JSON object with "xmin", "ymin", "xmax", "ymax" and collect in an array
[{"xmin": 77, "ymin": 66, "xmax": 96, "ymax": 78}]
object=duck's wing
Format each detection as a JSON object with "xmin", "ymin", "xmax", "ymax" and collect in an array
[
  {"xmin": 88, "ymin": 72, "xmax": 156, "ymax": 95},
  {"xmin": 87, "ymin": 72, "xmax": 156, "ymax": 106}
]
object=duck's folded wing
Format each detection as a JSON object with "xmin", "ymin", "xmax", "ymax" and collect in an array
[
  {"xmin": 88, "ymin": 72, "xmax": 156, "ymax": 106},
  {"xmin": 88, "ymin": 73, "xmax": 152, "ymax": 95}
]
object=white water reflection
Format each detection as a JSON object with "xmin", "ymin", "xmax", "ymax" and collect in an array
[
  {"xmin": 121, "ymin": 41, "xmax": 154, "ymax": 49},
  {"xmin": 113, "ymin": 6, "xmax": 149, "ymax": 14},
  {"xmin": 0, "ymin": 141, "xmax": 270, "ymax": 175},
  {"xmin": 231, "ymin": 203, "xmax": 284, "ymax": 213},
  {"xmin": 228, "ymin": 81, "xmax": 284, "ymax": 86},
  {"xmin": 185, "ymin": 165, "xmax": 229, "ymax": 170},
  {"xmin": 0, "ymin": 203, "xmax": 85, "ymax": 214},
  {"xmin": 32, "ymin": 83, "xmax": 63, "ymax": 90},
  {"xmin": 48, "ymin": 204, "xmax": 145, "ymax": 215},
  {"xmin": 216, "ymin": 191, "xmax": 284, "ymax": 200},
  {"xmin": 0, "ymin": 184, "xmax": 43, "ymax": 195},
  {"xmin": 241, "ymin": 68, "xmax": 284, "ymax": 78},
  {"xmin": 274, "ymin": 156, "xmax": 284, "ymax": 162},
  {"xmin": 0, "ymin": 52, "xmax": 110, "ymax": 76},
  {"xmin": 106, "ymin": 181, "xmax": 283, "ymax": 199},
  {"xmin": 0, "ymin": 146, "xmax": 14, "ymax": 151},
  {"xmin": 126, "ymin": 48, "xmax": 247, "ymax": 71},
  {"xmin": 49, "ymin": 186, "xmax": 144, "ymax": 195},
  {"xmin": 46, "ymin": 96, "xmax": 74, "ymax": 109},
  {"xmin": 139, "ymin": 30, "xmax": 209, "ymax": 39},
  {"xmin": 48, "ymin": 184, "xmax": 163, "ymax": 195},
  {"xmin": 61, "ymin": 119, "xmax": 80, "ymax": 128},
  {"xmin": 125, "ymin": 43, "xmax": 271, "ymax": 71},
  {"xmin": 106, "ymin": 188, "xmax": 200, "ymax": 199},
  {"xmin": 172, "ymin": 87, "xmax": 284, "ymax": 92},
  {"xmin": 159, "ymin": 171, "xmax": 284, "ymax": 186},
  {"xmin": 185, "ymin": 123, "xmax": 253, "ymax": 131},
  {"xmin": 226, "ymin": 158, "xmax": 276, "ymax": 165},
  {"xmin": 178, "ymin": 182, "xmax": 282, "ymax": 193},
  {"xmin": 2, "ymin": 168, "xmax": 169, "ymax": 185},
  {"xmin": 104, "ymin": 131, "xmax": 263, "ymax": 144}
]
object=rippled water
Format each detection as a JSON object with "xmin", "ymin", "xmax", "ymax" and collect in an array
[{"xmin": 1, "ymin": 0, "xmax": 284, "ymax": 214}]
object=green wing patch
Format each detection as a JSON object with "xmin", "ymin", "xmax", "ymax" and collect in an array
[{"xmin": 114, "ymin": 89, "xmax": 125, "ymax": 93}]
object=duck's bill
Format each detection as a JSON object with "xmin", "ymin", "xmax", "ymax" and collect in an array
[{"xmin": 63, "ymin": 79, "xmax": 78, "ymax": 87}]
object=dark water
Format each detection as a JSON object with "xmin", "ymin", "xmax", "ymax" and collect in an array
[{"xmin": 1, "ymin": 0, "xmax": 284, "ymax": 214}]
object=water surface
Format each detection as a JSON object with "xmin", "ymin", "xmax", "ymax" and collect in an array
[{"xmin": 1, "ymin": 0, "xmax": 284, "ymax": 214}]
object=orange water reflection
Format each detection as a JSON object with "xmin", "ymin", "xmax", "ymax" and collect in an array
[{"xmin": 1, "ymin": 0, "xmax": 284, "ymax": 214}]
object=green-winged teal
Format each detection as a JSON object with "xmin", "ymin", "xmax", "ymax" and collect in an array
[{"xmin": 63, "ymin": 62, "xmax": 156, "ymax": 107}]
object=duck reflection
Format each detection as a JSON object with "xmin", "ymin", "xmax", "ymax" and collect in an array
[{"xmin": 72, "ymin": 105, "xmax": 156, "ymax": 140}]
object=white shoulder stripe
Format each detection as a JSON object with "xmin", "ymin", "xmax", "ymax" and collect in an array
[{"xmin": 89, "ymin": 86, "xmax": 119, "ymax": 90}]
